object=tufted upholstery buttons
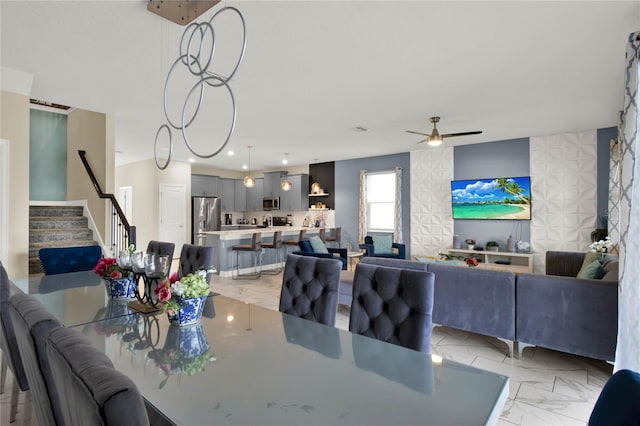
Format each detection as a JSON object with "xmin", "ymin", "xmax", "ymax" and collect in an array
[
  {"xmin": 279, "ymin": 254, "xmax": 342, "ymax": 326},
  {"xmin": 349, "ymin": 263, "xmax": 435, "ymax": 353}
]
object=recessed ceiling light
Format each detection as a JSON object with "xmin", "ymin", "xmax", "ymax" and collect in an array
[
  {"xmin": 282, "ymin": 158, "xmax": 288, "ymax": 165},
  {"xmin": 227, "ymin": 150, "xmax": 234, "ymax": 156},
  {"xmin": 188, "ymin": 158, "xmax": 195, "ymax": 163},
  {"xmin": 242, "ymin": 164, "xmax": 248, "ymax": 170}
]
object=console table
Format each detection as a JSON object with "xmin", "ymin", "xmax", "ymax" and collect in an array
[{"xmin": 446, "ymin": 248, "xmax": 534, "ymax": 273}]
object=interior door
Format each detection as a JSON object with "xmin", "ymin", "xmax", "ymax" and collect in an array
[{"xmin": 159, "ymin": 184, "xmax": 186, "ymax": 258}]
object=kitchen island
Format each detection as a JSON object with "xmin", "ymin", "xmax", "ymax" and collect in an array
[{"xmin": 203, "ymin": 226, "xmax": 325, "ymax": 277}]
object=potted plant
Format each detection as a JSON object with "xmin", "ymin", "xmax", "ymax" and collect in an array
[
  {"xmin": 155, "ymin": 269, "xmax": 214, "ymax": 326},
  {"xmin": 465, "ymin": 239, "xmax": 476, "ymax": 250},
  {"xmin": 486, "ymin": 241, "xmax": 499, "ymax": 252},
  {"xmin": 93, "ymin": 257, "xmax": 136, "ymax": 300}
]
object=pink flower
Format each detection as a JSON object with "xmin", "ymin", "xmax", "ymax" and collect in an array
[
  {"xmin": 169, "ymin": 272, "xmax": 179, "ymax": 284},
  {"xmin": 157, "ymin": 286, "xmax": 172, "ymax": 302},
  {"xmin": 166, "ymin": 309, "xmax": 174, "ymax": 317},
  {"xmin": 109, "ymin": 270, "xmax": 122, "ymax": 279}
]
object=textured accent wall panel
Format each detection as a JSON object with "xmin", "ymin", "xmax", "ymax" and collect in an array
[
  {"xmin": 530, "ymin": 131, "xmax": 597, "ymax": 273},
  {"xmin": 410, "ymin": 148, "xmax": 454, "ymax": 258}
]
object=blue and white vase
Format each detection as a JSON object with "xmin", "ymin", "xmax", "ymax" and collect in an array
[
  {"xmin": 167, "ymin": 296, "xmax": 207, "ymax": 327},
  {"xmin": 164, "ymin": 323, "xmax": 210, "ymax": 358},
  {"xmin": 103, "ymin": 276, "xmax": 136, "ymax": 300}
]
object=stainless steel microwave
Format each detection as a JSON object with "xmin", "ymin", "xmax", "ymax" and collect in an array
[{"xmin": 263, "ymin": 196, "xmax": 280, "ymax": 211}]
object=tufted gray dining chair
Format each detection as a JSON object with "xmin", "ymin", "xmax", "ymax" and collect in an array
[
  {"xmin": 45, "ymin": 326, "xmax": 150, "ymax": 425},
  {"xmin": 0, "ymin": 262, "xmax": 32, "ymax": 424},
  {"xmin": 349, "ymin": 263, "xmax": 435, "ymax": 352},
  {"xmin": 9, "ymin": 292, "xmax": 64, "ymax": 426},
  {"xmin": 178, "ymin": 244, "xmax": 215, "ymax": 280},
  {"xmin": 146, "ymin": 240, "xmax": 176, "ymax": 275},
  {"xmin": 279, "ymin": 254, "xmax": 342, "ymax": 326}
]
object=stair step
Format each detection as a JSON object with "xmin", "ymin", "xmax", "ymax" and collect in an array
[
  {"xmin": 30, "ymin": 216, "xmax": 88, "ymax": 229},
  {"xmin": 29, "ymin": 228, "xmax": 93, "ymax": 243},
  {"xmin": 29, "ymin": 240, "xmax": 99, "ymax": 258},
  {"xmin": 29, "ymin": 205, "xmax": 84, "ymax": 217}
]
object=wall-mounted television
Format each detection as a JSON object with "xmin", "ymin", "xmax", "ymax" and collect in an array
[{"xmin": 451, "ymin": 176, "xmax": 531, "ymax": 220}]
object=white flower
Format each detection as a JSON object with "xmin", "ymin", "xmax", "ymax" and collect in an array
[
  {"xmin": 171, "ymin": 280, "xmax": 186, "ymax": 297},
  {"xmin": 517, "ymin": 241, "xmax": 530, "ymax": 251},
  {"xmin": 589, "ymin": 237, "xmax": 612, "ymax": 253}
]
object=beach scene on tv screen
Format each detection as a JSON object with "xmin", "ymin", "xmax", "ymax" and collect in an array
[{"xmin": 451, "ymin": 177, "xmax": 531, "ymax": 220}]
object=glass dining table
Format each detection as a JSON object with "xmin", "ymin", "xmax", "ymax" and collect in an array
[{"xmin": 73, "ymin": 295, "xmax": 509, "ymax": 426}]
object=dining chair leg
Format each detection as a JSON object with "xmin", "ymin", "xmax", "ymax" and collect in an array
[
  {"xmin": 0, "ymin": 353, "xmax": 6, "ymax": 394},
  {"xmin": 10, "ymin": 376, "xmax": 19, "ymax": 422},
  {"xmin": 22, "ymin": 390, "xmax": 33, "ymax": 426}
]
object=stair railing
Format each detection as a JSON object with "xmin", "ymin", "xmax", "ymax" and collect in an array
[{"xmin": 78, "ymin": 150, "xmax": 136, "ymax": 255}]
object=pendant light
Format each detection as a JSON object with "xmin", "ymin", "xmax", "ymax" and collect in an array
[
  {"xmin": 281, "ymin": 153, "xmax": 292, "ymax": 191},
  {"xmin": 244, "ymin": 145, "xmax": 255, "ymax": 188}
]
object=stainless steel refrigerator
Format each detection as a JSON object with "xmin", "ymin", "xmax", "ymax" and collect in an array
[{"xmin": 192, "ymin": 196, "xmax": 221, "ymax": 245}]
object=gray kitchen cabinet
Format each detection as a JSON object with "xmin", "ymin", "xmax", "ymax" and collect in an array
[
  {"xmin": 263, "ymin": 171, "xmax": 285, "ymax": 197},
  {"xmin": 234, "ymin": 179, "xmax": 247, "ymax": 211},
  {"xmin": 191, "ymin": 174, "xmax": 219, "ymax": 197},
  {"xmin": 280, "ymin": 173, "xmax": 309, "ymax": 211},
  {"xmin": 220, "ymin": 178, "xmax": 236, "ymax": 211},
  {"xmin": 245, "ymin": 178, "xmax": 264, "ymax": 211}
]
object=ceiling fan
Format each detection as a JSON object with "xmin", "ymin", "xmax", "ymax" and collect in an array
[{"xmin": 406, "ymin": 116, "xmax": 482, "ymax": 146}]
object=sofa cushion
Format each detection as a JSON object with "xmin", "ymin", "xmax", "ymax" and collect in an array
[
  {"xmin": 601, "ymin": 258, "xmax": 619, "ymax": 282},
  {"xmin": 372, "ymin": 235, "xmax": 393, "ymax": 254},
  {"xmin": 577, "ymin": 260, "xmax": 606, "ymax": 280},
  {"xmin": 576, "ymin": 252, "xmax": 602, "ymax": 278},
  {"xmin": 309, "ymin": 236, "xmax": 329, "ymax": 254}
]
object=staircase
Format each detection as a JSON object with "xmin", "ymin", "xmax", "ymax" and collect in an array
[{"xmin": 29, "ymin": 205, "xmax": 99, "ymax": 274}]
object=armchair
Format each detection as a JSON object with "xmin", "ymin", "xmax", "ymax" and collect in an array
[
  {"xmin": 360, "ymin": 235, "xmax": 406, "ymax": 259},
  {"xmin": 293, "ymin": 238, "xmax": 348, "ymax": 270}
]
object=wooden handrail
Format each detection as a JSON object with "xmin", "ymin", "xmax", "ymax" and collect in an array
[{"xmin": 78, "ymin": 150, "xmax": 136, "ymax": 250}]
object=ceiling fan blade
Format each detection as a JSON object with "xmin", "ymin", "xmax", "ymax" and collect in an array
[
  {"xmin": 441, "ymin": 131, "xmax": 483, "ymax": 138},
  {"xmin": 405, "ymin": 130, "xmax": 431, "ymax": 137},
  {"xmin": 416, "ymin": 138, "xmax": 430, "ymax": 144}
]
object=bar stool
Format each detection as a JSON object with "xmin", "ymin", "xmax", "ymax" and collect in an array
[
  {"xmin": 283, "ymin": 229, "xmax": 307, "ymax": 254},
  {"xmin": 318, "ymin": 228, "xmax": 326, "ymax": 242},
  {"xmin": 260, "ymin": 231, "xmax": 284, "ymax": 274},
  {"xmin": 325, "ymin": 227, "xmax": 342, "ymax": 248},
  {"xmin": 232, "ymin": 233, "xmax": 262, "ymax": 280}
]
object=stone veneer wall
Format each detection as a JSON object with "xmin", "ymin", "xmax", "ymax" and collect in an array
[
  {"xmin": 529, "ymin": 130, "xmax": 598, "ymax": 273},
  {"xmin": 409, "ymin": 147, "xmax": 454, "ymax": 258}
]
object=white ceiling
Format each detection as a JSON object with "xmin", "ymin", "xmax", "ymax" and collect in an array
[{"xmin": 2, "ymin": 1, "xmax": 638, "ymax": 171}]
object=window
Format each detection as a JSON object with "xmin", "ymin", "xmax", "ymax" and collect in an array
[{"xmin": 366, "ymin": 171, "xmax": 396, "ymax": 232}]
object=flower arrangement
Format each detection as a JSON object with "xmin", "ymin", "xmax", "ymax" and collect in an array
[
  {"xmin": 151, "ymin": 349, "xmax": 216, "ymax": 388},
  {"xmin": 155, "ymin": 269, "xmax": 213, "ymax": 315},
  {"xmin": 93, "ymin": 257, "xmax": 133, "ymax": 279},
  {"xmin": 589, "ymin": 236, "xmax": 613, "ymax": 253},
  {"xmin": 516, "ymin": 240, "xmax": 531, "ymax": 253},
  {"xmin": 465, "ymin": 239, "xmax": 476, "ymax": 245},
  {"xmin": 465, "ymin": 257, "xmax": 479, "ymax": 267}
]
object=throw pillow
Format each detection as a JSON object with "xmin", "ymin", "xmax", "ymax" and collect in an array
[
  {"xmin": 372, "ymin": 235, "xmax": 393, "ymax": 254},
  {"xmin": 576, "ymin": 260, "xmax": 606, "ymax": 280},
  {"xmin": 309, "ymin": 236, "xmax": 329, "ymax": 254},
  {"xmin": 576, "ymin": 252, "xmax": 602, "ymax": 278}
]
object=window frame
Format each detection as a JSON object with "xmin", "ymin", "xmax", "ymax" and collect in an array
[{"xmin": 365, "ymin": 170, "xmax": 396, "ymax": 233}]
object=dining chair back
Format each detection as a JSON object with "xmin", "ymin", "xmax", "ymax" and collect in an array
[
  {"xmin": 178, "ymin": 244, "xmax": 215, "ymax": 280},
  {"xmin": 8, "ymin": 292, "xmax": 64, "ymax": 426},
  {"xmin": 0, "ymin": 262, "xmax": 32, "ymax": 424},
  {"xmin": 588, "ymin": 369, "xmax": 640, "ymax": 426},
  {"xmin": 45, "ymin": 326, "xmax": 150, "ymax": 425},
  {"xmin": 38, "ymin": 245, "xmax": 102, "ymax": 275},
  {"xmin": 349, "ymin": 263, "xmax": 435, "ymax": 352},
  {"xmin": 279, "ymin": 254, "xmax": 342, "ymax": 326}
]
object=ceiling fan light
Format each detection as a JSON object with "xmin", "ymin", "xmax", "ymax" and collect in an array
[
  {"xmin": 281, "ymin": 179, "xmax": 292, "ymax": 191},
  {"xmin": 427, "ymin": 137, "xmax": 442, "ymax": 147},
  {"xmin": 244, "ymin": 175, "xmax": 255, "ymax": 188}
]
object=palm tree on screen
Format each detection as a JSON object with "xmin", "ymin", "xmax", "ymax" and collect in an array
[{"xmin": 495, "ymin": 178, "xmax": 529, "ymax": 204}]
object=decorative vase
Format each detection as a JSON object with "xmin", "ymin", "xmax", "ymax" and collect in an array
[
  {"xmin": 167, "ymin": 296, "xmax": 207, "ymax": 327},
  {"xmin": 103, "ymin": 276, "xmax": 136, "ymax": 300},
  {"xmin": 467, "ymin": 244, "xmax": 475, "ymax": 250},
  {"xmin": 164, "ymin": 323, "xmax": 210, "ymax": 358}
]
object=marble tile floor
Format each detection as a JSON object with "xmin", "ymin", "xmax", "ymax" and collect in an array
[{"xmin": 1, "ymin": 270, "xmax": 613, "ymax": 425}]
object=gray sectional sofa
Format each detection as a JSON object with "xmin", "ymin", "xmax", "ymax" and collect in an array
[{"xmin": 339, "ymin": 251, "xmax": 619, "ymax": 361}]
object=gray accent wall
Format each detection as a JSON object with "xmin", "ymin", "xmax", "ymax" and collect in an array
[
  {"xmin": 453, "ymin": 138, "xmax": 530, "ymax": 249},
  {"xmin": 335, "ymin": 153, "xmax": 411, "ymax": 257}
]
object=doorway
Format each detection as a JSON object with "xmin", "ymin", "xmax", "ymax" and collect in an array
[{"xmin": 159, "ymin": 184, "xmax": 186, "ymax": 258}]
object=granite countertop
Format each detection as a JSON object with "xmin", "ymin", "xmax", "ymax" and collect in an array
[{"xmin": 203, "ymin": 226, "xmax": 324, "ymax": 240}]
